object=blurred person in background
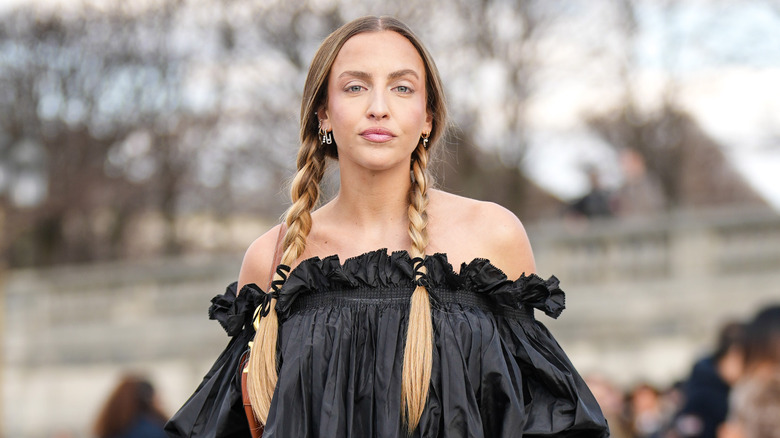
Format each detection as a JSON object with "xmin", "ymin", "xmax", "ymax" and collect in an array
[
  {"xmin": 629, "ymin": 383, "xmax": 665, "ymax": 438},
  {"xmin": 718, "ymin": 305, "xmax": 780, "ymax": 438},
  {"xmin": 718, "ymin": 372, "xmax": 780, "ymax": 438},
  {"xmin": 670, "ymin": 321, "xmax": 746, "ymax": 438},
  {"xmin": 93, "ymin": 374, "xmax": 168, "ymax": 438},
  {"xmin": 740, "ymin": 305, "xmax": 780, "ymax": 379},
  {"xmin": 567, "ymin": 166, "xmax": 615, "ymax": 220},
  {"xmin": 612, "ymin": 148, "xmax": 665, "ymax": 217},
  {"xmin": 586, "ymin": 374, "xmax": 633, "ymax": 438}
]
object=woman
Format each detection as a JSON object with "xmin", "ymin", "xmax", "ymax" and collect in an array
[
  {"xmin": 718, "ymin": 306, "xmax": 780, "ymax": 438},
  {"xmin": 94, "ymin": 375, "xmax": 168, "ymax": 438},
  {"xmin": 167, "ymin": 15, "xmax": 608, "ymax": 438}
]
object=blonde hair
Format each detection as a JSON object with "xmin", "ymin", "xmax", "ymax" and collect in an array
[{"xmin": 246, "ymin": 16, "xmax": 448, "ymax": 431}]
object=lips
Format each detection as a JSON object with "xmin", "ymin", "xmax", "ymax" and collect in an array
[{"xmin": 360, "ymin": 128, "xmax": 395, "ymax": 143}]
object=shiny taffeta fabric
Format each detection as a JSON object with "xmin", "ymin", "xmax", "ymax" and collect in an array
[{"xmin": 166, "ymin": 250, "xmax": 610, "ymax": 437}]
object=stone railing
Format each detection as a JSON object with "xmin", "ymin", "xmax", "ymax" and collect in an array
[
  {"xmin": 2, "ymin": 254, "xmax": 243, "ymax": 438},
  {"xmin": 2, "ymin": 206, "xmax": 780, "ymax": 437},
  {"xmin": 529, "ymin": 206, "xmax": 780, "ymax": 387},
  {"xmin": 531, "ymin": 206, "xmax": 780, "ymax": 283}
]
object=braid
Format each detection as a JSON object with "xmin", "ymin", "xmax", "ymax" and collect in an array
[
  {"xmin": 408, "ymin": 145, "xmax": 430, "ymax": 256},
  {"xmin": 402, "ymin": 141, "xmax": 433, "ymax": 431},
  {"xmin": 247, "ymin": 139, "xmax": 326, "ymax": 423}
]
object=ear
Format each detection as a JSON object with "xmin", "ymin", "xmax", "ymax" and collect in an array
[
  {"xmin": 317, "ymin": 106, "xmax": 331, "ymax": 131},
  {"xmin": 424, "ymin": 111, "xmax": 433, "ymax": 136}
]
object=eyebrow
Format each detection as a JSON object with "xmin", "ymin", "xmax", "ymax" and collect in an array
[{"xmin": 338, "ymin": 69, "xmax": 420, "ymax": 81}]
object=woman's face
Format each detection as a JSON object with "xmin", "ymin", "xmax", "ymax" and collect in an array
[{"xmin": 320, "ymin": 30, "xmax": 432, "ymax": 174}]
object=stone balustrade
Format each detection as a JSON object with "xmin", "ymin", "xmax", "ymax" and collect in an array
[
  {"xmin": 2, "ymin": 206, "xmax": 780, "ymax": 437},
  {"xmin": 530, "ymin": 206, "xmax": 780, "ymax": 386}
]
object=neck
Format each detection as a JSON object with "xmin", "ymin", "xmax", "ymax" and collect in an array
[{"xmin": 332, "ymin": 164, "xmax": 413, "ymax": 231}]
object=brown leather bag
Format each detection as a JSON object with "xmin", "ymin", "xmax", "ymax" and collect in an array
[{"xmin": 241, "ymin": 224, "xmax": 286, "ymax": 438}]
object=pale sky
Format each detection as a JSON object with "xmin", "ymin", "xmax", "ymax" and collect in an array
[{"xmin": 521, "ymin": 0, "xmax": 780, "ymax": 209}]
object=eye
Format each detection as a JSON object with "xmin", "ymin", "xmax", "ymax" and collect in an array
[
  {"xmin": 394, "ymin": 85, "xmax": 413, "ymax": 94},
  {"xmin": 345, "ymin": 84, "xmax": 365, "ymax": 93}
]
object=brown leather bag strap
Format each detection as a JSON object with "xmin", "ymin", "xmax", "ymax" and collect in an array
[
  {"xmin": 242, "ymin": 223, "xmax": 287, "ymax": 438},
  {"xmin": 241, "ymin": 353, "xmax": 262, "ymax": 437}
]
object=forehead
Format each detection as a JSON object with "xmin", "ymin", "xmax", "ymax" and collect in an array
[{"xmin": 331, "ymin": 30, "xmax": 425, "ymax": 76}]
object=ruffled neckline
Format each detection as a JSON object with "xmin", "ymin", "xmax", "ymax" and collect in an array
[
  {"xmin": 209, "ymin": 249, "xmax": 565, "ymax": 337},
  {"xmin": 277, "ymin": 249, "xmax": 565, "ymax": 319}
]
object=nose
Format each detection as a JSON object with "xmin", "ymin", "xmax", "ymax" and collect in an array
[{"xmin": 367, "ymin": 89, "xmax": 389, "ymax": 120}]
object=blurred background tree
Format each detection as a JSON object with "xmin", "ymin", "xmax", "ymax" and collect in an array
[{"xmin": 0, "ymin": 0, "xmax": 776, "ymax": 268}]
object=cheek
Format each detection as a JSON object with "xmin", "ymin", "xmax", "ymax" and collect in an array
[
  {"xmin": 402, "ymin": 95, "xmax": 429, "ymax": 127},
  {"xmin": 326, "ymin": 97, "xmax": 357, "ymax": 130}
]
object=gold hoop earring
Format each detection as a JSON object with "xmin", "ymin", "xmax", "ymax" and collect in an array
[{"xmin": 420, "ymin": 132, "xmax": 430, "ymax": 149}]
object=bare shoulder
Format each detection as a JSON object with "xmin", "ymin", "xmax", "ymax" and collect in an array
[
  {"xmin": 428, "ymin": 190, "xmax": 536, "ymax": 279},
  {"xmin": 464, "ymin": 197, "xmax": 537, "ymax": 279},
  {"xmin": 237, "ymin": 223, "xmax": 284, "ymax": 293}
]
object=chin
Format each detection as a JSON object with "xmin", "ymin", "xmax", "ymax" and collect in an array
[
  {"xmin": 359, "ymin": 161, "xmax": 406, "ymax": 173},
  {"xmin": 340, "ymin": 150, "xmax": 415, "ymax": 173}
]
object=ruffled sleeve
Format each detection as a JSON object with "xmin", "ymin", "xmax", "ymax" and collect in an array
[
  {"xmin": 208, "ymin": 282, "xmax": 264, "ymax": 336},
  {"xmin": 512, "ymin": 274, "xmax": 565, "ymax": 318},
  {"xmin": 435, "ymin": 256, "xmax": 566, "ymax": 318},
  {"xmin": 166, "ymin": 283, "xmax": 257, "ymax": 438}
]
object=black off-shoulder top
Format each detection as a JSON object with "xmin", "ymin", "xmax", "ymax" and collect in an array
[{"xmin": 166, "ymin": 250, "xmax": 609, "ymax": 438}]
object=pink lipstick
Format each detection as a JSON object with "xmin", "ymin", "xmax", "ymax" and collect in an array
[{"xmin": 360, "ymin": 128, "xmax": 395, "ymax": 143}]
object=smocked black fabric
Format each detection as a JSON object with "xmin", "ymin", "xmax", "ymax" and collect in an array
[{"xmin": 165, "ymin": 250, "xmax": 609, "ymax": 438}]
